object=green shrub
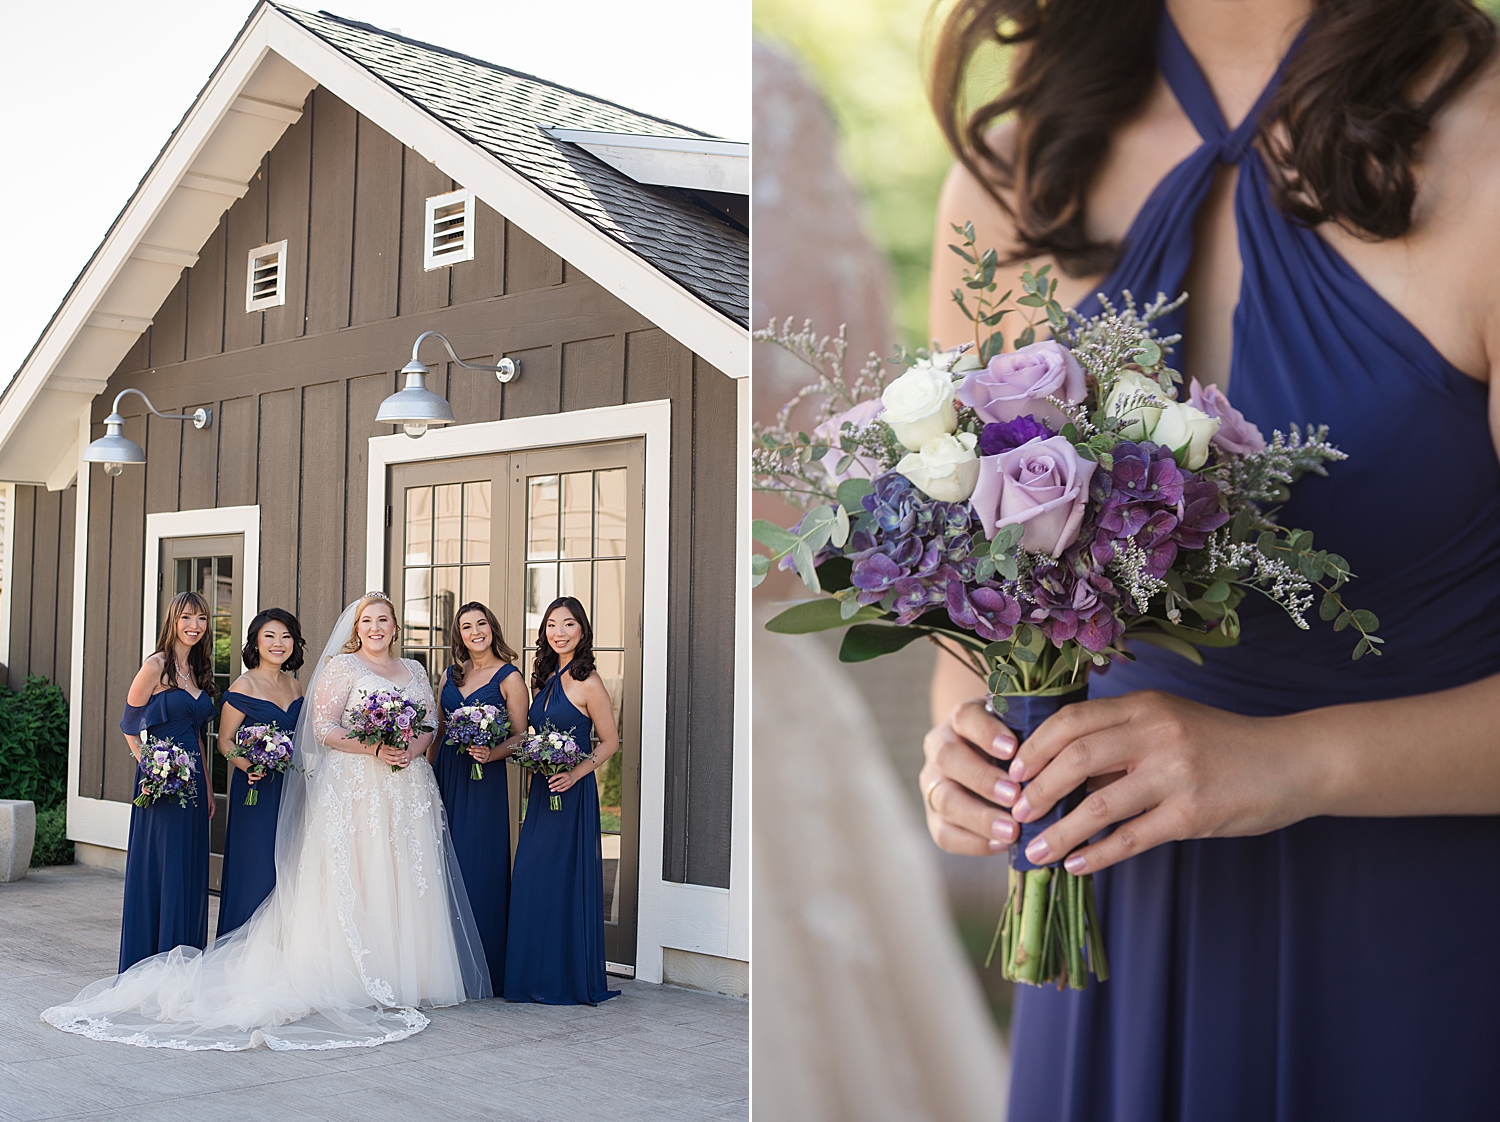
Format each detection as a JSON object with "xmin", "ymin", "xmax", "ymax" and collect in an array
[
  {"xmin": 598, "ymin": 750, "xmax": 622, "ymax": 811},
  {"xmin": 0, "ymin": 675, "xmax": 69, "ymax": 811},
  {"xmin": 30, "ymin": 803, "xmax": 72, "ymax": 867}
]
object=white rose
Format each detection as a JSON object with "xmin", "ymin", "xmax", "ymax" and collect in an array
[
  {"xmin": 895, "ymin": 431, "xmax": 980, "ymax": 502},
  {"xmin": 1149, "ymin": 401, "xmax": 1220, "ymax": 470},
  {"xmin": 1103, "ymin": 370, "xmax": 1171, "ymax": 440},
  {"xmin": 881, "ymin": 362, "xmax": 958, "ymax": 450}
]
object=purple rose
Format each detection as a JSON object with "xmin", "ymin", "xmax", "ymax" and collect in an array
[
  {"xmin": 970, "ymin": 435, "xmax": 1097, "ymax": 557},
  {"xmin": 395, "ymin": 712, "xmax": 413, "ymax": 730},
  {"xmin": 1186, "ymin": 378, "xmax": 1265, "ymax": 455},
  {"xmin": 813, "ymin": 398, "xmax": 886, "ymax": 486},
  {"xmin": 957, "ymin": 340, "xmax": 1086, "ymax": 429},
  {"xmin": 979, "ymin": 414, "xmax": 1055, "ymax": 457}
]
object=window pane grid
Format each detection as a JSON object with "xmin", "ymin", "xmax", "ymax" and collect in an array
[{"xmin": 403, "ymin": 481, "xmax": 491, "ymax": 689}]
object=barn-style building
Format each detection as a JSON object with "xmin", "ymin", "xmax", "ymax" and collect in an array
[{"xmin": 0, "ymin": 3, "xmax": 747, "ymax": 992}]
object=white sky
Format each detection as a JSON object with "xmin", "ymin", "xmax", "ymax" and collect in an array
[{"xmin": 0, "ymin": 0, "xmax": 749, "ymax": 381}]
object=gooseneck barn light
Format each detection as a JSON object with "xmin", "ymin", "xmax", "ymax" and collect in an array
[
  {"xmin": 82, "ymin": 388, "xmax": 213, "ymax": 477},
  {"xmin": 376, "ymin": 331, "xmax": 521, "ymax": 439}
]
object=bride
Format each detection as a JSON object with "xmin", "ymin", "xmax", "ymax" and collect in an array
[{"xmin": 43, "ymin": 592, "xmax": 491, "ymax": 1050}]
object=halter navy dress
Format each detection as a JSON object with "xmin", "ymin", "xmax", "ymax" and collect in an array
[
  {"xmin": 503, "ymin": 667, "xmax": 619, "ymax": 1005},
  {"xmin": 118, "ymin": 687, "xmax": 216, "ymax": 972},
  {"xmin": 436, "ymin": 663, "xmax": 519, "ymax": 984},
  {"xmin": 215, "ymin": 691, "xmax": 302, "ymax": 938},
  {"xmin": 1008, "ymin": 14, "xmax": 1500, "ymax": 1122}
]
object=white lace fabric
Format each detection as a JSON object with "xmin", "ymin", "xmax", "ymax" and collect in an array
[{"xmin": 42, "ymin": 615, "xmax": 491, "ymax": 1051}]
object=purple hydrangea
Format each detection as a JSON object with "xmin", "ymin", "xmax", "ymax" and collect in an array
[{"xmin": 978, "ymin": 414, "xmax": 1056, "ymax": 457}]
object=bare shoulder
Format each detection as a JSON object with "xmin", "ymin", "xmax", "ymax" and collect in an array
[{"xmin": 1421, "ymin": 52, "xmax": 1500, "ymax": 227}]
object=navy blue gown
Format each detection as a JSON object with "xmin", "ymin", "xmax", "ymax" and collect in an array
[
  {"xmin": 436, "ymin": 663, "xmax": 518, "ymax": 985},
  {"xmin": 1009, "ymin": 14, "xmax": 1500, "ymax": 1122},
  {"xmin": 118, "ymin": 688, "xmax": 215, "ymax": 973},
  {"xmin": 503, "ymin": 667, "xmax": 619, "ymax": 1005},
  {"xmin": 215, "ymin": 692, "xmax": 303, "ymax": 938}
]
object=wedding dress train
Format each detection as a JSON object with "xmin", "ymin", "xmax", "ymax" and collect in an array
[{"xmin": 42, "ymin": 604, "xmax": 490, "ymax": 1050}]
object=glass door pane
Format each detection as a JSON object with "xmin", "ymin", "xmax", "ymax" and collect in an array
[{"xmin": 400, "ymin": 479, "xmax": 494, "ymax": 690}]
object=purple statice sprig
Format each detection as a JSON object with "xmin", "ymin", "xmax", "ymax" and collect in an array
[
  {"xmin": 227, "ymin": 722, "xmax": 297, "ymax": 805},
  {"xmin": 446, "ymin": 703, "xmax": 510, "ymax": 781},
  {"xmin": 513, "ymin": 722, "xmax": 591, "ymax": 811},
  {"xmin": 347, "ymin": 688, "xmax": 432, "ymax": 772},
  {"xmin": 133, "ymin": 734, "xmax": 198, "ymax": 809}
]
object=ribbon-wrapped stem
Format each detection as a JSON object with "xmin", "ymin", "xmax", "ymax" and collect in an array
[{"xmin": 984, "ymin": 688, "xmax": 1110, "ymax": 989}]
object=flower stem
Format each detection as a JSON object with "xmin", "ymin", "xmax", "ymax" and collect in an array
[{"xmin": 1015, "ymin": 868, "xmax": 1051, "ymax": 985}]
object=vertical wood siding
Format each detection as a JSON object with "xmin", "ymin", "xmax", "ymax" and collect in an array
[
  {"xmin": 5, "ymin": 485, "xmax": 76, "ymax": 695},
  {"xmin": 59, "ymin": 91, "xmax": 739, "ymax": 886}
]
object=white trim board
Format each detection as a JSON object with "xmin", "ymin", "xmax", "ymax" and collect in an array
[
  {"xmin": 0, "ymin": 482, "xmax": 15, "ymax": 670},
  {"xmin": 141, "ymin": 506, "xmax": 262, "ymax": 662},
  {"xmin": 364, "ymin": 399, "xmax": 742, "ymax": 981},
  {"xmin": 0, "ymin": 4, "xmax": 744, "ymax": 484}
]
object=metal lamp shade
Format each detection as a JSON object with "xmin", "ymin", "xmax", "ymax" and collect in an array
[
  {"xmin": 81, "ymin": 414, "xmax": 147, "ymax": 472},
  {"xmin": 375, "ymin": 364, "xmax": 455, "ymax": 438}
]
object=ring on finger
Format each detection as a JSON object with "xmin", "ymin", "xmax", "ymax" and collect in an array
[{"xmin": 922, "ymin": 776, "xmax": 944, "ymax": 814}]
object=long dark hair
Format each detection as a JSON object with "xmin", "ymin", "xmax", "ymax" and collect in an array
[
  {"xmin": 241, "ymin": 608, "xmax": 306, "ymax": 673},
  {"xmin": 530, "ymin": 596, "xmax": 595, "ymax": 690},
  {"xmin": 928, "ymin": 0, "xmax": 1497, "ymax": 275},
  {"xmin": 155, "ymin": 590, "xmax": 216, "ymax": 697},
  {"xmin": 449, "ymin": 601, "xmax": 517, "ymax": 686}
]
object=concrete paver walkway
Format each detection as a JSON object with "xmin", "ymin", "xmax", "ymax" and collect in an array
[{"xmin": 0, "ymin": 865, "xmax": 747, "ymax": 1122}]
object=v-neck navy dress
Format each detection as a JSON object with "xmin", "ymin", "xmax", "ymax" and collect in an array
[
  {"xmin": 503, "ymin": 668, "xmax": 619, "ymax": 1005},
  {"xmin": 215, "ymin": 691, "xmax": 303, "ymax": 938},
  {"xmin": 436, "ymin": 663, "xmax": 519, "ymax": 985},
  {"xmin": 118, "ymin": 687, "xmax": 216, "ymax": 972},
  {"xmin": 1007, "ymin": 13, "xmax": 1500, "ymax": 1122}
]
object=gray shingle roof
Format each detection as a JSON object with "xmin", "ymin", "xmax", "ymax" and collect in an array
[{"xmin": 277, "ymin": 4, "xmax": 748, "ymax": 327}]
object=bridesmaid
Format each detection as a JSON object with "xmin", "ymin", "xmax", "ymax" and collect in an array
[
  {"xmin": 118, "ymin": 591, "xmax": 217, "ymax": 972},
  {"xmin": 504, "ymin": 596, "xmax": 620, "ymax": 1005},
  {"xmin": 428, "ymin": 601, "xmax": 528, "ymax": 984},
  {"xmin": 214, "ymin": 608, "xmax": 306, "ymax": 937}
]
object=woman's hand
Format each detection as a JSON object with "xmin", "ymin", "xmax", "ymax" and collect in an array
[
  {"xmin": 923, "ymin": 690, "xmax": 1322, "ymax": 874},
  {"xmin": 376, "ymin": 744, "xmax": 410, "ymax": 768},
  {"xmin": 548, "ymin": 768, "xmax": 582, "ymax": 794},
  {"xmin": 919, "ymin": 698, "xmax": 1021, "ymax": 856},
  {"xmin": 468, "ymin": 742, "xmax": 514, "ymax": 765},
  {"xmin": 246, "ymin": 766, "xmax": 265, "ymax": 786}
]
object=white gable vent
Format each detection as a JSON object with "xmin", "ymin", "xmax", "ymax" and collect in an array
[
  {"xmin": 245, "ymin": 240, "xmax": 288, "ymax": 312},
  {"xmin": 424, "ymin": 189, "xmax": 476, "ymax": 270}
]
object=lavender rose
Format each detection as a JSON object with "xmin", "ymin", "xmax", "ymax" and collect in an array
[
  {"xmin": 970, "ymin": 435, "xmax": 1097, "ymax": 556},
  {"xmin": 957, "ymin": 340, "xmax": 1086, "ymax": 429},
  {"xmin": 813, "ymin": 398, "xmax": 886, "ymax": 485},
  {"xmin": 1186, "ymin": 378, "xmax": 1266, "ymax": 455}
]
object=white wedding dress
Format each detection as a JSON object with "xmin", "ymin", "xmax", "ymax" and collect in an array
[{"xmin": 42, "ymin": 604, "xmax": 490, "ymax": 1050}]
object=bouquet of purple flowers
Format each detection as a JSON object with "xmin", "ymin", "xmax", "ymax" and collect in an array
[
  {"xmin": 133, "ymin": 734, "xmax": 198, "ymax": 809},
  {"xmin": 348, "ymin": 688, "xmax": 432, "ymax": 772},
  {"xmin": 446, "ymin": 703, "xmax": 510, "ymax": 781},
  {"xmin": 752, "ymin": 224, "xmax": 1382, "ymax": 990},
  {"xmin": 513, "ymin": 722, "xmax": 590, "ymax": 810},
  {"xmin": 227, "ymin": 723, "xmax": 296, "ymax": 805}
]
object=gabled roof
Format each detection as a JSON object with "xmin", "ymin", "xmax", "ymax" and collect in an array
[
  {"xmin": 277, "ymin": 5, "xmax": 747, "ymax": 327},
  {"xmin": 0, "ymin": 1, "xmax": 746, "ymax": 488}
]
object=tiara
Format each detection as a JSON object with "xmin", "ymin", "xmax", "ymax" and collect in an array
[{"xmin": 361, "ymin": 590, "xmax": 394, "ymax": 603}]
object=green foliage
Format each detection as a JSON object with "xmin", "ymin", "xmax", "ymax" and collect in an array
[
  {"xmin": 597, "ymin": 752, "xmax": 622, "ymax": 816},
  {"xmin": 754, "ymin": 0, "xmax": 974, "ymax": 349},
  {"xmin": 31, "ymin": 803, "xmax": 72, "ymax": 867},
  {"xmin": 0, "ymin": 675, "xmax": 69, "ymax": 812}
]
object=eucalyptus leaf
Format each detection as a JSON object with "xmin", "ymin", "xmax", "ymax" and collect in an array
[
  {"xmin": 750, "ymin": 554, "xmax": 769, "ymax": 588},
  {"xmin": 1129, "ymin": 630, "xmax": 1204, "ymax": 666},
  {"xmin": 1351, "ymin": 609, "xmax": 1380, "ymax": 631},
  {"xmin": 752, "ymin": 520, "xmax": 801, "ymax": 555},
  {"xmin": 836, "ymin": 478, "xmax": 875, "ymax": 514},
  {"xmin": 839, "ymin": 624, "xmax": 928, "ymax": 663},
  {"xmin": 766, "ymin": 599, "xmax": 882, "ymax": 634},
  {"xmin": 1319, "ymin": 593, "xmax": 1340, "ymax": 622}
]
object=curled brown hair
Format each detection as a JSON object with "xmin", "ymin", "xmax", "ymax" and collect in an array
[
  {"xmin": 928, "ymin": 0, "xmax": 1497, "ymax": 275},
  {"xmin": 155, "ymin": 590, "xmax": 217, "ymax": 697},
  {"xmin": 530, "ymin": 597, "xmax": 596, "ymax": 691},
  {"xmin": 449, "ymin": 601, "xmax": 517, "ymax": 686}
]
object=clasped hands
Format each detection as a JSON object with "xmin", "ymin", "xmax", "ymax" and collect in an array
[{"xmin": 919, "ymin": 690, "xmax": 1320, "ymax": 874}]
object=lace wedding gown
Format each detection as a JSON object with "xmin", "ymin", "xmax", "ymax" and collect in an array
[{"xmin": 43, "ymin": 612, "xmax": 490, "ymax": 1051}]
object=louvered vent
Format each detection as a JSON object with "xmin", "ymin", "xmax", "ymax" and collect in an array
[
  {"xmin": 245, "ymin": 240, "xmax": 288, "ymax": 312},
  {"xmin": 424, "ymin": 189, "xmax": 475, "ymax": 270}
]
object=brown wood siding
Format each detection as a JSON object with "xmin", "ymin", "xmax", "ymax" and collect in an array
[
  {"xmin": 5, "ymin": 485, "xmax": 76, "ymax": 695},
  {"xmin": 61, "ymin": 90, "xmax": 738, "ymax": 886}
]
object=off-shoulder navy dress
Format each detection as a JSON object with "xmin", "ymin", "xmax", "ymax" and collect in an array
[
  {"xmin": 503, "ymin": 668, "xmax": 618, "ymax": 1005},
  {"xmin": 1007, "ymin": 13, "xmax": 1500, "ymax": 1122},
  {"xmin": 118, "ymin": 687, "xmax": 215, "ymax": 972},
  {"xmin": 215, "ymin": 691, "xmax": 302, "ymax": 938},
  {"xmin": 436, "ymin": 663, "xmax": 519, "ymax": 984}
]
